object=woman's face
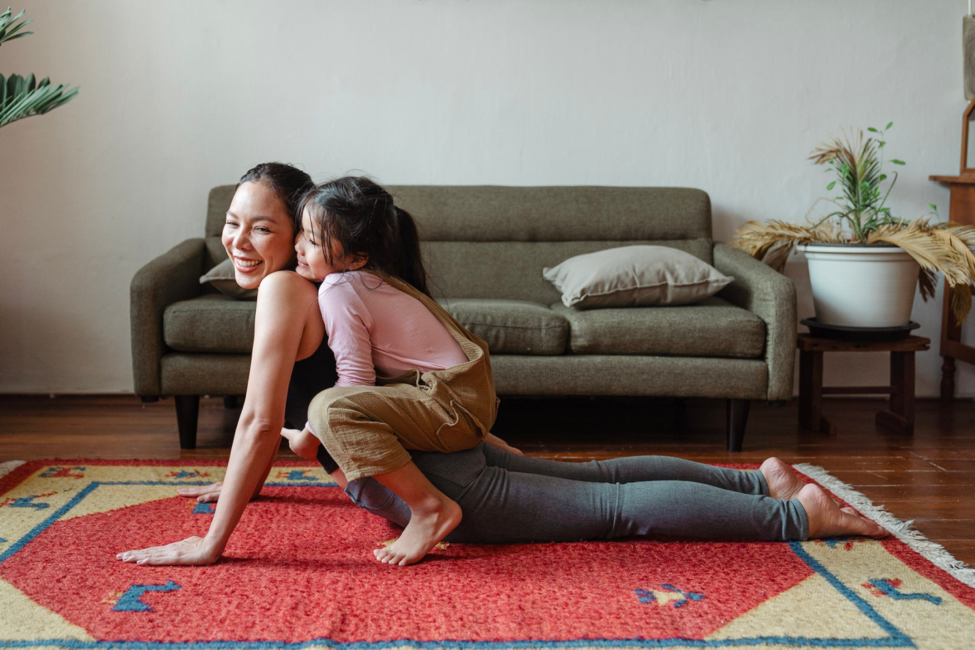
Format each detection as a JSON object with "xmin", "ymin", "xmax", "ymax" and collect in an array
[{"xmin": 222, "ymin": 181, "xmax": 296, "ymax": 289}]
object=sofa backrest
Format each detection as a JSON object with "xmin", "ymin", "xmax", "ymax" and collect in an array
[{"xmin": 206, "ymin": 184, "xmax": 713, "ymax": 304}]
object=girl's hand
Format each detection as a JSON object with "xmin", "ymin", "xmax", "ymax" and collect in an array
[
  {"xmin": 281, "ymin": 426, "xmax": 321, "ymax": 460},
  {"xmin": 116, "ymin": 536, "xmax": 220, "ymax": 566}
]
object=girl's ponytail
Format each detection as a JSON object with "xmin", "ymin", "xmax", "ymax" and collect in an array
[{"xmin": 389, "ymin": 206, "xmax": 430, "ymax": 297}]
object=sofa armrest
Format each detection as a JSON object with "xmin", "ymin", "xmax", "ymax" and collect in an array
[
  {"xmin": 130, "ymin": 238, "xmax": 207, "ymax": 396},
  {"xmin": 713, "ymin": 243, "xmax": 797, "ymax": 402}
]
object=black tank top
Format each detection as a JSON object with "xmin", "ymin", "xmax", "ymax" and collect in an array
[{"xmin": 284, "ymin": 330, "xmax": 341, "ymax": 474}]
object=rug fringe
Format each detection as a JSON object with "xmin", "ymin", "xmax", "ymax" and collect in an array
[
  {"xmin": 0, "ymin": 460, "xmax": 25, "ymax": 481},
  {"xmin": 794, "ymin": 462, "xmax": 975, "ymax": 589}
]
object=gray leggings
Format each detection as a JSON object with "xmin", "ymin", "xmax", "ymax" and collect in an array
[{"xmin": 340, "ymin": 444, "xmax": 809, "ymax": 543}]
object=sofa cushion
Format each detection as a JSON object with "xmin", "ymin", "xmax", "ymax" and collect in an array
[
  {"xmin": 550, "ymin": 296, "xmax": 765, "ymax": 358},
  {"xmin": 437, "ymin": 299, "xmax": 568, "ymax": 355},
  {"xmin": 199, "ymin": 258, "xmax": 258, "ymax": 300},
  {"xmin": 543, "ymin": 245, "xmax": 733, "ymax": 309},
  {"xmin": 164, "ymin": 294, "xmax": 256, "ymax": 353}
]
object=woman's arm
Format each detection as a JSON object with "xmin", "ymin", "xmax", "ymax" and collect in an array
[
  {"xmin": 176, "ymin": 448, "xmax": 278, "ymax": 504},
  {"xmin": 117, "ymin": 272, "xmax": 320, "ymax": 565}
]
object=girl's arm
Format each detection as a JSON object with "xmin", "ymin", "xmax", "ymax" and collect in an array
[{"xmin": 117, "ymin": 272, "xmax": 320, "ymax": 566}]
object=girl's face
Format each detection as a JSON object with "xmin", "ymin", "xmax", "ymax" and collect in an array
[
  {"xmin": 222, "ymin": 181, "xmax": 296, "ymax": 289},
  {"xmin": 295, "ymin": 207, "xmax": 368, "ymax": 281}
]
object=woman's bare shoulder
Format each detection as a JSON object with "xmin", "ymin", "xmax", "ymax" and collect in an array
[{"xmin": 256, "ymin": 271, "xmax": 318, "ymax": 306}]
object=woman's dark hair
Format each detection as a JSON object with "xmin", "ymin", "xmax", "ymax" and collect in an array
[
  {"xmin": 237, "ymin": 162, "xmax": 313, "ymax": 235},
  {"xmin": 297, "ymin": 176, "xmax": 430, "ymax": 297}
]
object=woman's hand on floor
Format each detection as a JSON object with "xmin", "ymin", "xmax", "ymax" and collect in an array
[
  {"xmin": 178, "ymin": 479, "xmax": 266, "ymax": 503},
  {"xmin": 116, "ymin": 536, "xmax": 220, "ymax": 566},
  {"xmin": 177, "ymin": 482, "xmax": 226, "ymax": 503}
]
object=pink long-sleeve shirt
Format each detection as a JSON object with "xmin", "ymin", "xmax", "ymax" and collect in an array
[{"xmin": 318, "ymin": 271, "xmax": 468, "ymax": 387}]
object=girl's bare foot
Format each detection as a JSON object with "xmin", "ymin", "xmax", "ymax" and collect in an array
[
  {"xmin": 759, "ymin": 458, "xmax": 806, "ymax": 500},
  {"xmin": 373, "ymin": 494, "xmax": 461, "ymax": 566},
  {"xmin": 797, "ymin": 484, "xmax": 887, "ymax": 539}
]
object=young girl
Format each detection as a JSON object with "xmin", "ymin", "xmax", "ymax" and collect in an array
[{"xmin": 287, "ymin": 176, "xmax": 513, "ymax": 567}]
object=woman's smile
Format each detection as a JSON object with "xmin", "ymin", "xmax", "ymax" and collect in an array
[{"xmin": 233, "ymin": 255, "xmax": 264, "ymax": 272}]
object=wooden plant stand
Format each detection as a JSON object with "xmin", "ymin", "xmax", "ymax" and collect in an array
[{"xmin": 797, "ymin": 334, "xmax": 930, "ymax": 436}]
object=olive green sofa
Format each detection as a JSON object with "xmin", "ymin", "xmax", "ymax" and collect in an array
[{"xmin": 131, "ymin": 185, "xmax": 797, "ymax": 451}]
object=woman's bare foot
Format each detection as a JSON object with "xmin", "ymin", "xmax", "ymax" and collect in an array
[
  {"xmin": 759, "ymin": 458, "xmax": 806, "ymax": 500},
  {"xmin": 373, "ymin": 494, "xmax": 461, "ymax": 566},
  {"xmin": 760, "ymin": 458, "xmax": 850, "ymax": 511},
  {"xmin": 797, "ymin": 484, "xmax": 887, "ymax": 539}
]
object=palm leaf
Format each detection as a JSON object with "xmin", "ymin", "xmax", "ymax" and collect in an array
[
  {"xmin": 0, "ymin": 8, "xmax": 33, "ymax": 46},
  {"xmin": 918, "ymin": 268, "xmax": 937, "ymax": 302},
  {"xmin": 869, "ymin": 224, "xmax": 974, "ymax": 324},
  {"xmin": 731, "ymin": 220, "xmax": 837, "ymax": 271},
  {"xmin": 930, "ymin": 226, "xmax": 975, "ymax": 278},
  {"xmin": 0, "ymin": 73, "xmax": 78, "ymax": 127}
]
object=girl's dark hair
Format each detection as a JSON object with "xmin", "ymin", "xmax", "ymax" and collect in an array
[
  {"xmin": 237, "ymin": 162, "xmax": 314, "ymax": 235},
  {"xmin": 298, "ymin": 176, "xmax": 430, "ymax": 297}
]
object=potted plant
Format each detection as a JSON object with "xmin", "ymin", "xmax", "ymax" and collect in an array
[
  {"xmin": 732, "ymin": 123, "xmax": 975, "ymax": 330},
  {"xmin": 1, "ymin": 7, "xmax": 79, "ymax": 129}
]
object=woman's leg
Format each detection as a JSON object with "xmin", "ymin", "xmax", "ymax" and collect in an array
[
  {"xmin": 479, "ymin": 443, "xmax": 770, "ymax": 496},
  {"xmin": 350, "ymin": 449, "xmax": 885, "ymax": 544},
  {"xmin": 443, "ymin": 464, "xmax": 807, "ymax": 543}
]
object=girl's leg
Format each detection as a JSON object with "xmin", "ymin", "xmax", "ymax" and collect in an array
[
  {"xmin": 308, "ymin": 385, "xmax": 482, "ymax": 566},
  {"xmin": 371, "ymin": 461, "xmax": 461, "ymax": 566},
  {"xmin": 479, "ymin": 444, "xmax": 770, "ymax": 496}
]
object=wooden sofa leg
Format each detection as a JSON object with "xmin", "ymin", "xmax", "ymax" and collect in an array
[
  {"xmin": 175, "ymin": 395, "xmax": 200, "ymax": 450},
  {"xmin": 673, "ymin": 397, "xmax": 688, "ymax": 431},
  {"xmin": 726, "ymin": 399, "xmax": 751, "ymax": 452}
]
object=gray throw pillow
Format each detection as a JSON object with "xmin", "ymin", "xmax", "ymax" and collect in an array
[
  {"xmin": 200, "ymin": 258, "xmax": 258, "ymax": 300},
  {"xmin": 542, "ymin": 245, "xmax": 734, "ymax": 309}
]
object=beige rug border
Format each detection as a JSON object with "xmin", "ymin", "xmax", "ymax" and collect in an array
[
  {"xmin": 794, "ymin": 462, "xmax": 975, "ymax": 589},
  {"xmin": 1, "ymin": 459, "xmax": 971, "ymax": 588}
]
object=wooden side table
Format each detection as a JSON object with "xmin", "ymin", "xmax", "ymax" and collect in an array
[
  {"xmin": 929, "ymin": 173, "xmax": 975, "ymax": 399},
  {"xmin": 797, "ymin": 334, "xmax": 930, "ymax": 436}
]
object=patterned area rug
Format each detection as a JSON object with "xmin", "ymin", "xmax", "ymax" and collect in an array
[{"xmin": 1, "ymin": 459, "xmax": 973, "ymax": 649}]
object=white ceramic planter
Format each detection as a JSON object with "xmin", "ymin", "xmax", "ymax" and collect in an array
[{"xmin": 799, "ymin": 243, "xmax": 920, "ymax": 328}]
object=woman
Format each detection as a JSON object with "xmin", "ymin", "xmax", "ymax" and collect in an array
[{"xmin": 117, "ymin": 164, "xmax": 885, "ymax": 567}]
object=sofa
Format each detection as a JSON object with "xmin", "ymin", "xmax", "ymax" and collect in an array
[{"xmin": 131, "ymin": 185, "xmax": 797, "ymax": 451}]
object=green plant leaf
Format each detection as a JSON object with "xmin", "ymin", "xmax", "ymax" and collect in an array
[
  {"xmin": 886, "ymin": 121, "xmax": 893, "ymax": 130},
  {"xmin": 0, "ymin": 74, "xmax": 79, "ymax": 128},
  {"xmin": 878, "ymin": 141, "xmax": 886, "ymax": 148},
  {"xmin": 891, "ymin": 159, "xmax": 905, "ymax": 165},
  {"xmin": 868, "ymin": 127, "xmax": 879, "ymax": 133},
  {"xmin": 0, "ymin": 8, "xmax": 32, "ymax": 46},
  {"xmin": 826, "ymin": 181, "xmax": 836, "ymax": 190}
]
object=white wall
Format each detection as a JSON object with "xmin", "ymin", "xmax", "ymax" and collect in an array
[{"xmin": 1, "ymin": 0, "xmax": 973, "ymax": 397}]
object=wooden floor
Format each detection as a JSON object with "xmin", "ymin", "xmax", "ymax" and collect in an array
[{"xmin": 1, "ymin": 394, "xmax": 973, "ymax": 563}]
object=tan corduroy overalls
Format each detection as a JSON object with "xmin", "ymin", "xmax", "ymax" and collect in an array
[{"xmin": 307, "ymin": 270, "xmax": 500, "ymax": 481}]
